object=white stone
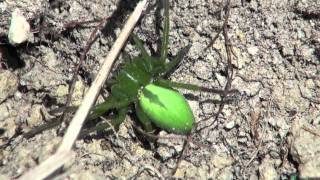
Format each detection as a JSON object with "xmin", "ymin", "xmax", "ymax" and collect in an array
[
  {"xmin": 8, "ymin": 9, "xmax": 30, "ymax": 45},
  {"xmin": 247, "ymin": 46, "xmax": 259, "ymax": 56},
  {"xmin": 224, "ymin": 120, "xmax": 236, "ymax": 130}
]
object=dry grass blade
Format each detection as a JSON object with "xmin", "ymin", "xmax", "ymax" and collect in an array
[
  {"xmin": 57, "ymin": 0, "xmax": 147, "ymax": 153},
  {"xmin": 18, "ymin": 0, "xmax": 147, "ymax": 179},
  {"xmin": 18, "ymin": 151, "xmax": 74, "ymax": 180}
]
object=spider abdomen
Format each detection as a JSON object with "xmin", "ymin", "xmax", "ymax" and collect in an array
[{"xmin": 138, "ymin": 84, "xmax": 194, "ymax": 134}]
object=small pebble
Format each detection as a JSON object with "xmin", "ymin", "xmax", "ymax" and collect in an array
[
  {"xmin": 224, "ymin": 120, "xmax": 236, "ymax": 130},
  {"xmin": 0, "ymin": 104, "xmax": 9, "ymax": 121},
  {"xmin": 259, "ymin": 158, "xmax": 278, "ymax": 180},
  {"xmin": 0, "ymin": 70, "xmax": 19, "ymax": 103},
  {"xmin": 8, "ymin": 9, "xmax": 30, "ymax": 45},
  {"xmin": 247, "ymin": 46, "xmax": 259, "ymax": 56}
]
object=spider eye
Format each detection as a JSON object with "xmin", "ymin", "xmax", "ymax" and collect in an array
[{"xmin": 139, "ymin": 84, "xmax": 194, "ymax": 134}]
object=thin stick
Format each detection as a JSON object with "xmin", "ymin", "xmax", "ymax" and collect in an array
[
  {"xmin": 18, "ymin": 1, "xmax": 147, "ymax": 179},
  {"xmin": 58, "ymin": 0, "xmax": 146, "ymax": 154},
  {"xmin": 18, "ymin": 151, "xmax": 73, "ymax": 180}
]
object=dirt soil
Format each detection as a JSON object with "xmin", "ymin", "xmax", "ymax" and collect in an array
[{"xmin": 0, "ymin": 0, "xmax": 319, "ymax": 179}]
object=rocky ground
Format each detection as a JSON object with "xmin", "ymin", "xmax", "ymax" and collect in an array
[{"xmin": 0, "ymin": 0, "xmax": 319, "ymax": 179}]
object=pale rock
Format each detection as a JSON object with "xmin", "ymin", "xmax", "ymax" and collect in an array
[
  {"xmin": 300, "ymin": 84, "xmax": 313, "ymax": 99},
  {"xmin": 205, "ymin": 53, "xmax": 217, "ymax": 68},
  {"xmin": 210, "ymin": 40, "xmax": 228, "ymax": 61},
  {"xmin": 218, "ymin": 167, "xmax": 234, "ymax": 180},
  {"xmin": 238, "ymin": 131, "xmax": 246, "ymax": 137},
  {"xmin": 230, "ymin": 46, "xmax": 250, "ymax": 69},
  {"xmin": 192, "ymin": 60, "xmax": 213, "ymax": 80},
  {"xmin": 274, "ymin": 159, "xmax": 282, "ymax": 167},
  {"xmin": 0, "ymin": 70, "xmax": 19, "ymax": 103},
  {"xmin": 130, "ymin": 143, "xmax": 148, "ymax": 157},
  {"xmin": 273, "ymin": 82, "xmax": 309, "ymax": 112},
  {"xmin": 0, "ymin": 174, "xmax": 10, "ymax": 180},
  {"xmin": 238, "ymin": 131, "xmax": 247, "ymax": 143},
  {"xmin": 305, "ymin": 79, "xmax": 315, "ymax": 89},
  {"xmin": 299, "ymin": 45, "xmax": 315, "ymax": 61},
  {"xmin": 299, "ymin": 155, "xmax": 320, "ymax": 178},
  {"xmin": 235, "ymin": 29, "xmax": 246, "ymax": 43},
  {"xmin": 8, "ymin": 8, "xmax": 30, "ymax": 45},
  {"xmin": 37, "ymin": 137, "xmax": 62, "ymax": 162},
  {"xmin": 276, "ymin": 118, "xmax": 290, "ymax": 139},
  {"xmin": 157, "ymin": 146, "xmax": 174, "ymax": 160},
  {"xmin": 110, "ymin": 159, "xmax": 138, "ymax": 178},
  {"xmin": 297, "ymin": 29, "xmax": 306, "ymax": 39},
  {"xmin": 0, "ymin": 2, "xmax": 7, "ymax": 12},
  {"xmin": 55, "ymin": 84, "xmax": 69, "ymax": 97},
  {"xmin": 291, "ymin": 118, "xmax": 305, "ymax": 137},
  {"xmin": 232, "ymin": 77, "xmax": 260, "ymax": 96},
  {"xmin": 210, "ymin": 153, "xmax": 234, "ymax": 179},
  {"xmin": 26, "ymin": 104, "xmax": 43, "ymax": 127},
  {"xmin": 215, "ymin": 72, "xmax": 227, "ymax": 86},
  {"xmin": 259, "ymin": 158, "xmax": 278, "ymax": 180},
  {"xmin": 54, "ymin": 79, "xmax": 86, "ymax": 106},
  {"xmin": 0, "ymin": 104, "xmax": 9, "ymax": 121},
  {"xmin": 267, "ymin": 117, "xmax": 277, "ymax": 127},
  {"xmin": 189, "ymin": 42, "xmax": 204, "ymax": 59},
  {"xmin": 224, "ymin": 120, "xmax": 236, "ymax": 130},
  {"xmin": 292, "ymin": 136, "xmax": 320, "ymax": 163},
  {"xmin": 74, "ymin": 171, "xmax": 99, "ymax": 180},
  {"xmin": 43, "ymin": 48, "xmax": 58, "ymax": 68},
  {"xmin": 249, "ymin": 173, "xmax": 259, "ymax": 180},
  {"xmin": 117, "ymin": 121, "xmax": 129, "ymax": 138},
  {"xmin": 157, "ymin": 131, "xmax": 184, "ymax": 160},
  {"xmin": 211, "ymin": 153, "xmax": 234, "ymax": 168},
  {"xmin": 174, "ymin": 160, "xmax": 208, "ymax": 179},
  {"xmin": 188, "ymin": 100, "xmax": 199, "ymax": 120},
  {"xmin": 290, "ymin": 121, "xmax": 320, "ymax": 164},
  {"xmin": 0, "ymin": 117, "xmax": 16, "ymax": 139},
  {"xmin": 71, "ymin": 80, "xmax": 86, "ymax": 106},
  {"xmin": 247, "ymin": 46, "xmax": 259, "ymax": 56},
  {"xmin": 82, "ymin": 139, "xmax": 108, "ymax": 163},
  {"xmin": 14, "ymin": 91, "xmax": 23, "ymax": 100}
]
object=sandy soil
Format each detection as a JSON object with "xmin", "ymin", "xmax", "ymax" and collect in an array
[{"xmin": 0, "ymin": 0, "xmax": 319, "ymax": 179}]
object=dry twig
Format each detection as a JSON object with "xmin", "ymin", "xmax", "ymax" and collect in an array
[{"xmin": 17, "ymin": 151, "xmax": 74, "ymax": 180}]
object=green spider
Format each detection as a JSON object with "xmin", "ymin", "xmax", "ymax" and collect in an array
[{"xmin": 87, "ymin": 0, "xmax": 228, "ymax": 135}]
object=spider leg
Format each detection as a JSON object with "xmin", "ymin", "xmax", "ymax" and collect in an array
[
  {"xmin": 160, "ymin": 0, "xmax": 169, "ymax": 63},
  {"xmin": 132, "ymin": 33, "xmax": 154, "ymax": 72},
  {"xmin": 105, "ymin": 78, "xmax": 118, "ymax": 88},
  {"xmin": 155, "ymin": 79, "xmax": 238, "ymax": 95},
  {"xmin": 162, "ymin": 45, "xmax": 191, "ymax": 76},
  {"xmin": 80, "ymin": 106, "xmax": 128, "ymax": 138},
  {"xmin": 132, "ymin": 33, "xmax": 150, "ymax": 60},
  {"xmin": 23, "ymin": 97, "xmax": 129, "ymax": 138},
  {"xmin": 88, "ymin": 96, "xmax": 131, "ymax": 120},
  {"xmin": 135, "ymin": 103, "xmax": 155, "ymax": 132}
]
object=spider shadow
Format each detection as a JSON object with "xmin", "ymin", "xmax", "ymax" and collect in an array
[
  {"xmin": 100, "ymin": 0, "xmax": 141, "ymax": 41},
  {"xmin": 0, "ymin": 44, "xmax": 26, "ymax": 70},
  {"xmin": 184, "ymin": 93, "xmax": 235, "ymax": 106},
  {"xmin": 80, "ymin": 111, "xmax": 157, "ymax": 150}
]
